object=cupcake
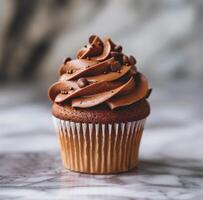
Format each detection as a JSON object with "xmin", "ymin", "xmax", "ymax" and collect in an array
[{"xmin": 48, "ymin": 35, "xmax": 151, "ymax": 174}]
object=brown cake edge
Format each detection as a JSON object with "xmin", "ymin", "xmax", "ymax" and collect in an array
[{"xmin": 52, "ymin": 100, "xmax": 150, "ymax": 124}]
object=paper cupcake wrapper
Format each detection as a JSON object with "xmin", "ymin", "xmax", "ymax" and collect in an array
[{"xmin": 53, "ymin": 116, "xmax": 146, "ymax": 174}]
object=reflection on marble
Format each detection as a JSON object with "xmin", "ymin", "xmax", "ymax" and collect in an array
[{"xmin": 0, "ymin": 81, "xmax": 203, "ymax": 200}]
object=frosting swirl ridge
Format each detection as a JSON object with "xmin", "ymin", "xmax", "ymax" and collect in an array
[{"xmin": 48, "ymin": 35, "xmax": 151, "ymax": 109}]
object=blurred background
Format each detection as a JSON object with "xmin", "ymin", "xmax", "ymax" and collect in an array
[
  {"xmin": 1, "ymin": 0, "xmax": 203, "ymax": 85},
  {"xmin": 0, "ymin": 0, "xmax": 202, "ymax": 155}
]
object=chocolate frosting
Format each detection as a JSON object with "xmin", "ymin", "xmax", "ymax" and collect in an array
[{"xmin": 48, "ymin": 35, "xmax": 151, "ymax": 109}]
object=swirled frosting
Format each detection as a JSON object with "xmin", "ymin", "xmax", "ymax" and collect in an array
[{"xmin": 48, "ymin": 35, "xmax": 151, "ymax": 109}]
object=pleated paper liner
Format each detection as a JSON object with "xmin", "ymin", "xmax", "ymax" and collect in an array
[{"xmin": 53, "ymin": 116, "xmax": 146, "ymax": 174}]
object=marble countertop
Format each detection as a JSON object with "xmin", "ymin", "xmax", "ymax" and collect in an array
[{"xmin": 0, "ymin": 80, "xmax": 203, "ymax": 200}]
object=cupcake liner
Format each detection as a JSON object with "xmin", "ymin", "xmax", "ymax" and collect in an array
[{"xmin": 53, "ymin": 116, "xmax": 146, "ymax": 174}]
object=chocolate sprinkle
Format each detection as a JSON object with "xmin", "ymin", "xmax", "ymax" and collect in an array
[
  {"xmin": 114, "ymin": 45, "xmax": 122, "ymax": 52},
  {"xmin": 63, "ymin": 57, "xmax": 71, "ymax": 64},
  {"xmin": 110, "ymin": 61, "xmax": 121, "ymax": 72},
  {"xmin": 77, "ymin": 78, "xmax": 89, "ymax": 88},
  {"xmin": 129, "ymin": 55, "xmax": 136, "ymax": 65},
  {"xmin": 122, "ymin": 55, "xmax": 130, "ymax": 65},
  {"xmin": 130, "ymin": 66, "xmax": 137, "ymax": 75},
  {"xmin": 111, "ymin": 52, "xmax": 123, "ymax": 63},
  {"xmin": 89, "ymin": 35, "xmax": 96, "ymax": 43}
]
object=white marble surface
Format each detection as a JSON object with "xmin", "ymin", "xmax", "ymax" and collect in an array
[{"xmin": 0, "ymin": 80, "xmax": 203, "ymax": 200}]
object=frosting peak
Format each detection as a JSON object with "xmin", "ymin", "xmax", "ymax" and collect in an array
[{"xmin": 48, "ymin": 35, "xmax": 151, "ymax": 109}]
